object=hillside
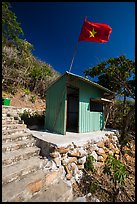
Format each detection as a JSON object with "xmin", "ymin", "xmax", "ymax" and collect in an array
[
  {"xmin": 2, "ymin": 90, "xmax": 46, "ymax": 111},
  {"xmin": 2, "ymin": 44, "xmax": 60, "ymax": 99},
  {"xmin": 2, "ymin": 44, "xmax": 60, "ymax": 111}
]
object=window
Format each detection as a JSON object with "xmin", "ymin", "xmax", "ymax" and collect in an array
[{"xmin": 90, "ymin": 99, "xmax": 103, "ymax": 112}]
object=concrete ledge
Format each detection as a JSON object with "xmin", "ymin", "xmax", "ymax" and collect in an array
[{"xmin": 30, "ymin": 129, "xmax": 117, "ymax": 147}]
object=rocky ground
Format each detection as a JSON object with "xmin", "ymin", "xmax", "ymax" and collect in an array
[{"xmin": 72, "ymin": 140, "xmax": 135, "ymax": 202}]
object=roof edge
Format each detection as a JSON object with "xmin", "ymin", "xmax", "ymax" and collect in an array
[
  {"xmin": 46, "ymin": 71, "xmax": 115, "ymax": 95},
  {"xmin": 66, "ymin": 71, "xmax": 115, "ymax": 94}
]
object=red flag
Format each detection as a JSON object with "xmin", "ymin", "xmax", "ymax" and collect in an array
[{"xmin": 78, "ymin": 19, "xmax": 112, "ymax": 43}]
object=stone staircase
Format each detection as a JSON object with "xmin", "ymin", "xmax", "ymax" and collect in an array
[{"xmin": 2, "ymin": 106, "xmax": 72, "ymax": 202}]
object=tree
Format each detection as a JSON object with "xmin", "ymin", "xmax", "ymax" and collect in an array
[
  {"xmin": 83, "ymin": 56, "xmax": 135, "ymax": 147},
  {"xmin": 84, "ymin": 55, "xmax": 135, "ymax": 100},
  {"xmin": 2, "ymin": 2, "xmax": 59, "ymax": 98},
  {"xmin": 2, "ymin": 2, "xmax": 24, "ymax": 49}
]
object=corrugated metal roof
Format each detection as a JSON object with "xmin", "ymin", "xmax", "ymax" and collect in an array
[
  {"xmin": 66, "ymin": 71, "xmax": 114, "ymax": 94},
  {"xmin": 46, "ymin": 71, "xmax": 115, "ymax": 94}
]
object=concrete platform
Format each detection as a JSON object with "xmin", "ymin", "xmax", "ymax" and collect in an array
[{"xmin": 29, "ymin": 129, "xmax": 117, "ymax": 147}]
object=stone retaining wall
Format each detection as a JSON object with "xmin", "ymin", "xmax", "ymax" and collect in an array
[
  {"xmin": 34, "ymin": 132, "xmax": 120, "ymax": 184},
  {"xmin": 2, "ymin": 105, "xmax": 43, "ymax": 115}
]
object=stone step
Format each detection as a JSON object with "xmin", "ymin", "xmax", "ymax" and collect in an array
[
  {"xmin": 2, "ymin": 105, "xmax": 23, "ymax": 113},
  {"xmin": 2, "ymin": 112, "xmax": 21, "ymax": 119},
  {"xmin": 2, "ymin": 128, "xmax": 29, "ymax": 136},
  {"xmin": 2, "ymin": 146, "xmax": 40, "ymax": 166},
  {"xmin": 3, "ymin": 132, "xmax": 33, "ymax": 143},
  {"xmin": 2, "ymin": 114, "xmax": 21, "ymax": 120},
  {"xmin": 2, "ymin": 109, "xmax": 19, "ymax": 114},
  {"xmin": 2, "ymin": 106, "xmax": 30, "ymax": 117},
  {"xmin": 2, "ymin": 157, "xmax": 47, "ymax": 186},
  {"xmin": 6, "ymin": 114, "xmax": 21, "ymax": 120},
  {"xmin": 2, "ymin": 119, "xmax": 24, "ymax": 125},
  {"xmin": 2, "ymin": 138, "xmax": 36, "ymax": 153},
  {"xmin": 2, "ymin": 123, "xmax": 27, "ymax": 131},
  {"xmin": 27, "ymin": 178, "xmax": 73, "ymax": 202},
  {"xmin": 2, "ymin": 169, "xmax": 60, "ymax": 202},
  {"xmin": 2, "ymin": 116, "xmax": 22, "ymax": 121}
]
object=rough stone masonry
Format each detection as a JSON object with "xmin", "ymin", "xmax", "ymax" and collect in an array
[{"xmin": 35, "ymin": 131, "xmax": 120, "ymax": 185}]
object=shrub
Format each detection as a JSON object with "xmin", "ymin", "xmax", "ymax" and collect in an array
[
  {"xmin": 84, "ymin": 154, "xmax": 95, "ymax": 172},
  {"xmin": 29, "ymin": 95, "xmax": 36, "ymax": 103},
  {"xmin": 103, "ymin": 154, "xmax": 127, "ymax": 201},
  {"xmin": 19, "ymin": 110, "xmax": 45, "ymax": 130}
]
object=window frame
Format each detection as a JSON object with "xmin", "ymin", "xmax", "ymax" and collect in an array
[{"xmin": 90, "ymin": 98, "xmax": 103, "ymax": 112}]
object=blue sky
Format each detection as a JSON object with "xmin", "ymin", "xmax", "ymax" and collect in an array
[{"xmin": 10, "ymin": 2, "xmax": 135, "ymax": 78}]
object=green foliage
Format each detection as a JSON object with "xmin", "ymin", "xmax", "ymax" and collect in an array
[
  {"xmin": 103, "ymin": 154, "xmax": 127, "ymax": 185},
  {"xmin": 2, "ymin": 2, "xmax": 24, "ymax": 49},
  {"xmin": 2, "ymin": 2, "xmax": 60, "ymax": 98},
  {"xmin": 84, "ymin": 56, "xmax": 135, "ymax": 147},
  {"xmin": 24, "ymin": 88, "xmax": 31, "ymax": 95},
  {"xmin": 103, "ymin": 154, "xmax": 128, "ymax": 201},
  {"xmin": 29, "ymin": 95, "xmax": 36, "ymax": 103},
  {"xmin": 29, "ymin": 60, "xmax": 52, "ymax": 81},
  {"xmin": 107, "ymin": 100, "xmax": 135, "ymax": 130},
  {"xmin": 84, "ymin": 55, "xmax": 135, "ymax": 99},
  {"xmin": 2, "ymin": 43, "xmax": 59, "ymax": 98},
  {"xmin": 84, "ymin": 154, "xmax": 95, "ymax": 172},
  {"xmin": 19, "ymin": 110, "xmax": 45, "ymax": 129},
  {"xmin": 89, "ymin": 181, "xmax": 98, "ymax": 194}
]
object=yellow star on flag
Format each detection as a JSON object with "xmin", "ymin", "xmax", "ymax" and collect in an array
[{"xmin": 89, "ymin": 28, "xmax": 97, "ymax": 38}]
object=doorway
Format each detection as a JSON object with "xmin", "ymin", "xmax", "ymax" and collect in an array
[{"xmin": 66, "ymin": 86, "xmax": 79, "ymax": 132}]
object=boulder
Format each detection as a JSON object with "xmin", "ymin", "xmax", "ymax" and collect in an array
[
  {"xmin": 77, "ymin": 164, "xmax": 84, "ymax": 170},
  {"xmin": 74, "ymin": 170, "xmax": 83, "ymax": 183},
  {"xmin": 97, "ymin": 156, "xmax": 105, "ymax": 162},
  {"xmin": 61, "ymin": 159, "xmax": 68, "ymax": 166},
  {"xmin": 57, "ymin": 147, "xmax": 70, "ymax": 154},
  {"xmin": 114, "ymin": 154, "xmax": 119, "ymax": 160},
  {"xmin": 112, "ymin": 135, "xmax": 118, "ymax": 143},
  {"xmin": 53, "ymin": 157, "xmax": 61, "ymax": 167},
  {"xmin": 68, "ymin": 149, "xmax": 80, "ymax": 157},
  {"xmin": 77, "ymin": 156, "xmax": 86, "ymax": 165},
  {"xmin": 101, "ymin": 153, "xmax": 108, "ymax": 160},
  {"xmin": 124, "ymin": 153, "xmax": 131, "ymax": 161},
  {"xmin": 69, "ymin": 163, "xmax": 78, "ymax": 176},
  {"xmin": 97, "ymin": 148, "xmax": 105, "ymax": 155},
  {"xmin": 61, "ymin": 157, "xmax": 77, "ymax": 165},
  {"xmin": 66, "ymin": 173, "xmax": 72, "ymax": 180},
  {"xmin": 64, "ymin": 165, "xmax": 71, "ymax": 175},
  {"xmin": 108, "ymin": 150, "xmax": 114, "ymax": 156},
  {"xmin": 109, "ymin": 143, "xmax": 115, "ymax": 150},
  {"xmin": 114, "ymin": 148, "xmax": 120, "ymax": 154},
  {"xmin": 50, "ymin": 151, "xmax": 60, "ymax": 158},
  {"xmin": 103, "ymin": 147, "xmax": 109, "ymax": 153},
  {"xmin": 97, "ymin": 141, "xmax": 104, "ymax": 148},
  {"xmin": 91, "ymin": 151, "xmax": 98, "ymax": 161},
  {"xmin": 108, "ymin": 134, "xmax": 113, "ymax": 139},
  {"xmin": 45, "ymin": 160, "xmax": 58, "ymax": 170},
  {"xmin": 68, "ymin": 157, "xmax": 77, "ymax": 164},
  {"xmin": 78, "ymin": 148, "xmax": 87, "ymax": 157}
]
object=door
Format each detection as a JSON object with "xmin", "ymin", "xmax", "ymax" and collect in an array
[{"xmin": 66, "ymin": 87, "xmax": 79, "ymax": 132}]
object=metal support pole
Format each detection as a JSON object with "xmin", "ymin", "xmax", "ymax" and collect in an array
[{"xmin": 69, "ymin": 41, "xmax": 79, "ymax": 72}]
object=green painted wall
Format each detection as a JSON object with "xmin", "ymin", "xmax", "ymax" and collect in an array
[
  {"xmin": 45, "ymin": 75, "xmax": 67, "ymax": 135},
  {"xmin": 69, "ymin": 78, "xmax": 105, "ymax": 133},
  {"xmin": 45, "ymin": 74, "xmax": 107, "ymax": 134}
]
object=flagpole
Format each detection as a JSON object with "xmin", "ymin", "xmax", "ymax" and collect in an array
[
  {"xmin": 69, "ymin": 16, "xmax": 87, "ymax": 73},
  {"xmin": 69, "ymin": 41, "xmax": 79, "ymax": 72}
]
